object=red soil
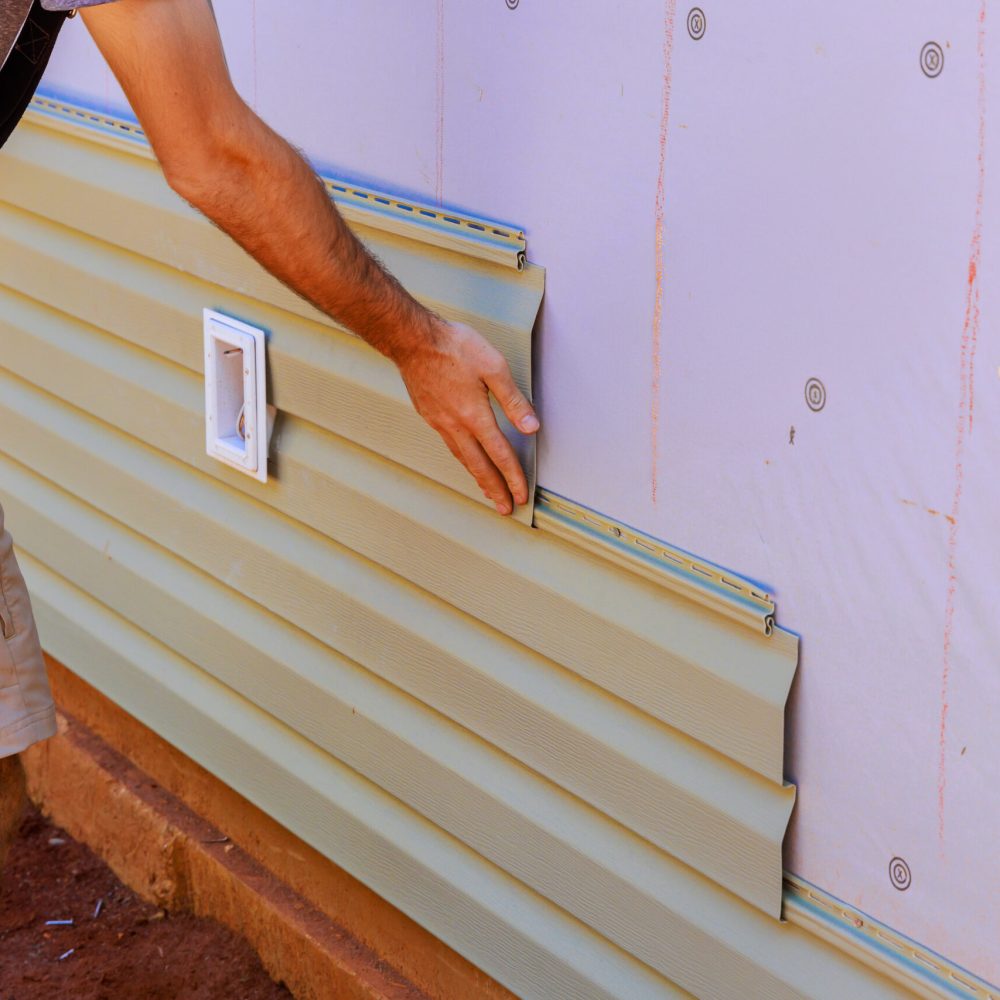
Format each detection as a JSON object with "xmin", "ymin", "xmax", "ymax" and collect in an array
[{"xmin": 0, "ymin": 803, "xmax": 293, "ymax": 999}]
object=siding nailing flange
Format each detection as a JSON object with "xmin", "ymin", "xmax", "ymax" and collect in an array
[{"xmin": 534, "ymin": 488, "xmax": 776, "ymax": 636}]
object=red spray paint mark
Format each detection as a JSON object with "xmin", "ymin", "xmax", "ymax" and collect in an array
[
  {"xmin": 435, "ymin": 0, "xmax": 446, "ymax": 207},
  {"xmin": 650, "ymin": 0, "xmax": 677, "ymax": 504},
  {"xmin": 968, "ymin": 16, "xmax": 988, "ymax": 435},
  {"xmin": 938, "ymin": 0, "xmax": 987, "ymax": 844}
]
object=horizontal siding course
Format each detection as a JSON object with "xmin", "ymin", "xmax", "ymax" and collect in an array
[
  {"xmin": 0, "ymin": 129, "xmax": 542, "ymax": 381},
  {"xmin": 0, "ymin": 284, "xmax": 794, "ymax": 785},
  {"xmin": 0, "ymin": 102, "xmax": 905, "ymax": 997},
  {"xmin": 16, "ymin": 550, "xmax": 913, "ymax": 1000},
  {"xmin": 0, "ymin": 365, "xmax": 791, "ymax": 915},
  {"xmin": 21, "ymin": 554, "xmax": 687, "ymax": 1000},
  {"xmin": 0, "ymin": 456, "xmax": 798, "ymax": 992},
  {"xmin": 0, "ymin": 139, "xmax": 541, "ymax": 520}
]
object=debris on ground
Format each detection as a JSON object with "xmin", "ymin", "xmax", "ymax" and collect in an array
[{"xmin": 0, "ymin": 804, "xmax": 293, "ymax": 999}]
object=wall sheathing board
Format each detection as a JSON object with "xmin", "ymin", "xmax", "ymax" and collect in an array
[
  {"xmin": 11, "ymin": 0, "xmax": 1000, "ymax": 991},
  {"xmin": 34, "ymin": 15, "xmax": 1000, "ymax": 987},
  {"xmin": 0, "ymin": 104, "xmax": 937, "ymax": 999},
  {"xmin": 124, "ymin": 2, "xmax": 1000, "ymax": 989}
]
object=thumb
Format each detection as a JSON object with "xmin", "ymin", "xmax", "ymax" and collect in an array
[{"xmin": 485, "ymin": 365, "xmax": 540, "ymax": 435}]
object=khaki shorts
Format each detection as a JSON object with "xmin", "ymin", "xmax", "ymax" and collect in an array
[{"xmin": 0, "ymin": 501, "xmax": 57, "ymax": 759}]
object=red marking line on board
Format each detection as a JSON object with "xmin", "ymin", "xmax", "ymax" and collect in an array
[
  {"xmin": 938, "ymin": 0, "xmax": 987, "ymax": 845},
  {"xmin": 435, "ymin": 0, "xmax": 446, "ymax": 207},
  {"xmin": 968, "ymin": 18, "xmax": 988, "ymax": 434},
  {"xmin": 650, "ymin": 0, "xmax": 678, "ymax": 505}
]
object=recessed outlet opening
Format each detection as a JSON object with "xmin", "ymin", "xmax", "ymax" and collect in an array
[
  {"xmin": 214, "ymin": 345, "xmax": 250, "ymax": 459},
  {"xmin": 204, "ymin": 310, "xmax": 272, "ymax": 481}
]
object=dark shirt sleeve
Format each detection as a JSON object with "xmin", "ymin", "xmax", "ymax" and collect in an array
[{"xmin": 40, "ymin": 0, "xmax": 118, "ymax": 9}]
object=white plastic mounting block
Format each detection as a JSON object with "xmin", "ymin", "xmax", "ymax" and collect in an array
[{"xmin": 203, "ymin": 310, "xmax": 273, "ymax": 483}]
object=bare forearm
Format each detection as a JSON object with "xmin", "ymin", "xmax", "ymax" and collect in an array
[
  {"xmin": 176, "ymin": 107, "xmax": 433, "ymax": 363},
  {"xmin": 81, "ymin": 0, "xmax": 538, "ymax": 514}
]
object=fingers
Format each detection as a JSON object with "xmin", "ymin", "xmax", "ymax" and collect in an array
[
  {"xmin": 401, "ymin": 323, "xmax": 537, "ymax": 516},
  {"xmin": 483, "ymin": 363, "xmax": 539, "ymax": 436},
  {"xmin": 475, "ymin": 419, "xmax": 529, "ymax": 507},
  {"xmin": 440, "ymin": 428, "xmax": 514, "ymax": 515}
]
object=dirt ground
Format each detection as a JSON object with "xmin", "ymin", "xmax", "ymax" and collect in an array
[{"xmin": 0, "ymin": 803, "xmax": 293, "ymax": 1000}]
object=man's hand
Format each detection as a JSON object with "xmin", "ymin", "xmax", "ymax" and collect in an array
[
  {"xmin": 81, "ymin": 0, "xmax": 538, "ymax": 515},
  {"xmin": 395, "ymin": 320, "xmax": 539, "ymax": 515}
]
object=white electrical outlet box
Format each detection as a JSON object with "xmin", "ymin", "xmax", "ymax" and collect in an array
[{"xmin": 204, "ymin": 310, "xmax": 275, "ymax": 483}]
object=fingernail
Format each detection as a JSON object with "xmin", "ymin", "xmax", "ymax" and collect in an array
[
  {"xmin": 520, "ymin": 415, "xmax": 540, "ymax": 433},
  {"xmin": 495, "ymin": 502, "xmax": 511, "ymax": 515}
]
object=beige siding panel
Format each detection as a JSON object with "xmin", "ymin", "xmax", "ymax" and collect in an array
[
  {"xmin": 0, "ymin": 286, "xmax": 794, "ymax": 786},
  {"xmin": 0, "ymin": 366, "xmax": 791, "ymax": 918},
  {"xmin": 19, "ymin": 554, "xmax": 688, "ymax": 1000},
  {"xmin": 26, "ymin": 96, "xmax": 529, "ymax": 272},
  {"xmin": 0, "ymin": 122, "xmax": 542, "ymax": 381},
  {"xmin": 13, "ymin": 537, "xmax": 912, "ymax": 1000},
  {"xmin": 0, "ymin": 430, "xmax": 791, "ymax": 905},
  {"xmin": 0, "ymin": 125, "xmax": 542, "ymax": 522},
  {"xmin": 0, "ymin": 458, "xmax": 799, "ymax": 974},
  {"xmin": 0, "ymin": 202, "xmax": 536, "ymax": 493}
]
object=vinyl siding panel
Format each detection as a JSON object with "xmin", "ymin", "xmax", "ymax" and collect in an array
[
  {"xmin": 0, "ymin": 119, "xmax": 541, "ymax": 520},
  {"xmin": 0, "ymin": 365, "xmax": 792, "ymax": 917},
  {"xmin": 0, "ymin": 280, "xmax": 793, "ymax": 785},
  {"xmin": 15, "ymin": 536, "xmax": 912, "ymax": 1000},
  {"xmin": 0, "ymin": 101, "xmax": 912, "ymax": 998},
  {"xmin": 22, "ymin": 555, "xmax": 687, "ymax": 1000}
]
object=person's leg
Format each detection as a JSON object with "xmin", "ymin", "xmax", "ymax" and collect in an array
[
  {"xmin": 0, "ymin": 752, "xmax": 27, "ymax": 886},
  {"xmin": 0, "ymin": 496, "xmax": 57, "ymax": 773},
  {"xmin": 0, "ymin": 498, "xmax": 55, "ymax": 891}
]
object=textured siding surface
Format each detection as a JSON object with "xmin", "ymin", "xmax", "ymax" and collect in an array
[{"xmin": 0, "ymin": 102, "xmax": 911, "ymax": 999}]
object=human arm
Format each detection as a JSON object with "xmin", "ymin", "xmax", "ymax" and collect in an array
[{"xmin": 80, "ymin": 0, "xmax": 539, "ymax": 515}]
